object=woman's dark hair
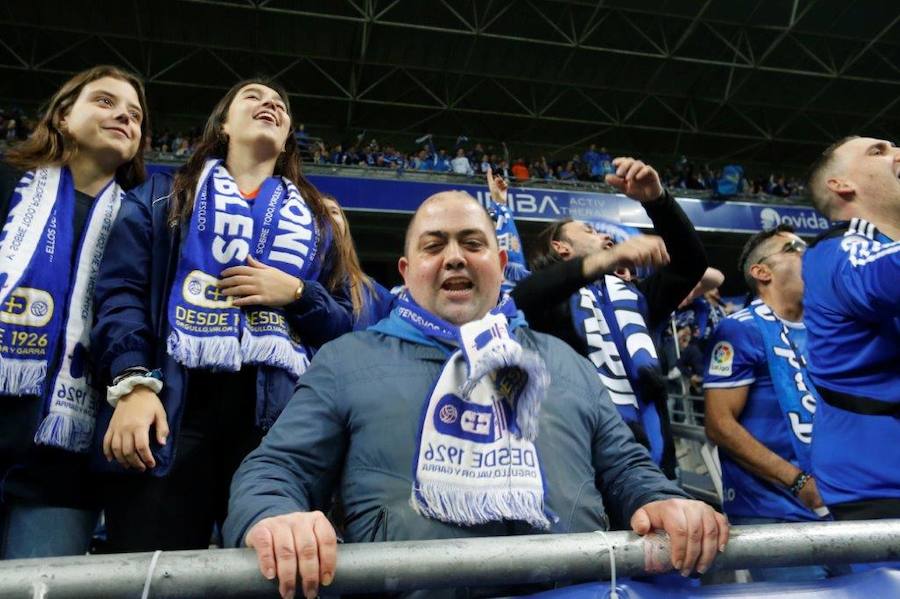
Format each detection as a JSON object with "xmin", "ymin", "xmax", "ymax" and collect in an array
[
  {"xmin": 168, "ymin": 78, "xmax": 326, "ymax": 228},
  {"xmin": 5, "ymin": 65, "xmax": 149, "ymax": 189},
  {"xmin": 531, "ymin": 218, "xmax": 574, "ymax": 271},
  {"xmin": 322, "ymin": 195, "xmax": 375, "ymax": 317}
]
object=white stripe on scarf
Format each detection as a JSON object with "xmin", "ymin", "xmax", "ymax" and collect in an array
[
  {"xmin": 408, "ymin": 306, "xmax": 551, "ymax": 529},
  {"xmin": 0, "ymin": 166, "xmax": 123, "ymax": 452}
]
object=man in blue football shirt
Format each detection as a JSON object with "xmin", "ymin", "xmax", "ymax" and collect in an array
[
  {"xmin": 704, "ymin": 225, "xmax": 831, "ymax": 582},
  {"xmin": 803, "ymin": 136, "xmax": 900, "ymax": 523}
]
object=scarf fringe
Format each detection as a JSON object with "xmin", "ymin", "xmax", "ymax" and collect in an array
[
  {"xmin": 167, "ymin": 330, "xmax": 242, "ymax": 372},
  {"xmin": 0, "ymin": 358, "xmax": 46, "ymax": 396},
  {"xmin": 241, "ymin": 327, "xmax": 309, "ymax": 380},
  {"xmin": 513, "ymin": 350, "xmax": 550, "ymax": 441},
  {"xmin": 33, "ymin": 412, "xmax": 93, "ymax": 453},
  {"xmin": 412, "ymin": 484, "xmax": 550, "ymax": 530}
]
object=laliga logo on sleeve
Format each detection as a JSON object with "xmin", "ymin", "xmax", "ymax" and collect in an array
[{"xmin": 709, "ymin": 341, "xmax": 734, "ymax": 377}]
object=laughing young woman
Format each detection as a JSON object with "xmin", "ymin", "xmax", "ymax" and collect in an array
[
  {"xmin": 0, "ymin": 65, "xmax": 148, "ymax": 558},
  {"xmin": 91, "ymin": 79, "xmax": 353, "ymax": 551}
]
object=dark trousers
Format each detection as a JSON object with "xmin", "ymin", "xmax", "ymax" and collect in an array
[{"xmin": 101, "ymin": 369, "xmax": 262, "ymax": 552}]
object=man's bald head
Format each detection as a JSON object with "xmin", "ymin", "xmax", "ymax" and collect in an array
[
  {"xmin": 403, "ymin": 191, "xmax": 498, "ymax": 256},
  {"xmin": 399, "ymin": 190, "xmax": 507, "ymax": 325}
]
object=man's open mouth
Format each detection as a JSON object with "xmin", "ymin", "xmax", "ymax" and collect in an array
[{"xmin": 441, "ymin": 278, "xmax": 474, "ymax": 292}]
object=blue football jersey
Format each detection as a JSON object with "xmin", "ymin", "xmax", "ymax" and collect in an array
[
  {"xmin": 802, "ymin": 218, "xmax": 900, "ymax": 506},
  {"xmin": 704, "ymin": 310, "xmax": 819, "ymax": 521}
]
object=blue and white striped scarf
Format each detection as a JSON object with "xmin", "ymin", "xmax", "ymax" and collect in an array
[
  {"xmin": 375, "ymin": 293, "xmax": 551, "ymax": 529},
  {"xmin": 167, "ymin": 159, "xmax": 322, "ymax": 379},
  {"xmin": 571, "ymin": 275, "xmax": 665, "ymax": 464},
  {"xmin": 0, "ymin": 166, "xmax": 123, "ymax": 452},
  {"xmin": 749, "ymin": 300, "xmax": 818, "ymax": 470}
]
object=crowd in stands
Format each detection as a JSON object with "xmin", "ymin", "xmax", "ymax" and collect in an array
[
  {"xmin": 1, "ymin": 68, "xmax": 897, "ymax": 599},
  {"xmin": 0, "ymin": 104, "xmax": 806, "ymax": 199},
  {"xmin": 299, "ymin": 134, "xmax": 806, "ymax": 199}
]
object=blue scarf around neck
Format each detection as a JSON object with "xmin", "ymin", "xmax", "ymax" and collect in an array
[
  {"xmin": 167, "ymin": 159, "xmax": 322, "ymax": 379},
  {"xmin": 748, "ymin": 300, "xmax": 818, "ymax": 471},
  {"xmin": 0, "ymin": 166, "xmax": 123, "ymax": 452},
  {"xmin": 570, "ymin": 275, "xmax": 665, "ymax": 464}
]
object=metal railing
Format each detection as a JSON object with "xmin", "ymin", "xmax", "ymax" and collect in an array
[
  {"xmin": 670, "ymin": 417, "xmax": 723, "ymax": 506},
  {"xmin": 1, "ymin": 521, "xmax": 898, "ymax": 597},
  {"xmin": 670, "ymin": 392, "xmax": 706, "ymax": 427}
]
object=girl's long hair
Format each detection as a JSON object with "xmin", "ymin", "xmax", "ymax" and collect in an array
[
  {"xmin": 167, "ymin": 78, "xmax": 326, "ymax": 229},
  {"xmin": 323, "ymin": 195, "xmax": 375, "ymax": 318},
  {"xmin": 5, "ymin": 65, "xmax": 148, "ymax": 189}
]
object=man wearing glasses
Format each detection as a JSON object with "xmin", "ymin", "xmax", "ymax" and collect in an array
[
  {"xmin": 803, "ymin": 137, "xmax": 900, "ymax": 528},
  {"xmin": 704, "ymin": 225, "xmax": 832, "ymax": 582}
]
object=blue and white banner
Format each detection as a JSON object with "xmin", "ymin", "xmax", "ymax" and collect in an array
[{"xmin": 147, "ymin": 165, "xmax": 830, "ymax": 236}]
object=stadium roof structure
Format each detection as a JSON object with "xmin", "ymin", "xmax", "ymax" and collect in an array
[{"xmin": 1, "ymin": 0, "xmax": 899, "ymax": 172}]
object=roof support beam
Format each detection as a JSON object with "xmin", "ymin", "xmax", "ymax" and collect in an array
[
  {"xmin": 668, "ymin": 0, "xmax": 713, "ymax": 56},
  {"xmin": 5, "ymin": 16, "xmax": 898, "ymax": 86},
  {"xmin": 838, "ymin": 12, "xmax": 900, "ymax": 74},
  {"xmin": 755, "ymin": 0, "xmax": 821, "ymax": 67},
  {"xmin": 0, "ymin": 37, "xmax": 29, "ymax": 68}
]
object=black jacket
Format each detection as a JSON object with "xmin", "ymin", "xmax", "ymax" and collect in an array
[
  {"xmin": 511, "ymin": 191, "xmax": 708, "ymax": 482},
  {"xmin": 511, "ymin": 190, "xmax": 708, "ymax": 351}
]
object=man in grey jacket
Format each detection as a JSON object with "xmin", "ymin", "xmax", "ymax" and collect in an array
[{"xmin": 224, "ymin": 190, "xmax": 729, "ymax": 599}]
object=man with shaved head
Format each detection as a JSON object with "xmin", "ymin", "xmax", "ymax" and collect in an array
[
  {"xmin": 224, "ymin": 190, "xmax": 728, "ymax": 599},
  {"xmin": 803, "ymin": 136, "xmax": 900, "ymax": 527}
]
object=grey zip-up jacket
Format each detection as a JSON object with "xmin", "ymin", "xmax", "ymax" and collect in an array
[{"xmin": 224, "ymin": 326, "xmax": 687, "ymax": 595}]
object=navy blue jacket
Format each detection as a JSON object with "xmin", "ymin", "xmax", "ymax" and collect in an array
[{"xmin": 91, "ymin": 172, "xmax": 353, "ymax": 477}]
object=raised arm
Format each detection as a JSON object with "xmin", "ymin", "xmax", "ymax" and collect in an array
[
  {"xmin": 602, "ymin": 157, "xmax": 708, "ymax": 329},
  {"xmin": 511, "ymin": 237, "xmax": 669, "ymax": 317}
]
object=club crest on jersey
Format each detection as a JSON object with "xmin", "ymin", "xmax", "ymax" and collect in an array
[
  {"xmin": 0, "ymin": 287, "xmax": 54, "ymax": 327},
  {"xmin": 709, "ymin": 341, "xmax": 734, "ymax": 377}
]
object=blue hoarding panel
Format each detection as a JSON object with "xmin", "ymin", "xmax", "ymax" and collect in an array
[
  {"xmin": 146, "ymin": 164, "xmax": 830, "ymax": 236},
  {"xmin": 308, "ymin": 174, "xmax": 831, "ymax": 237},
  {"xmin": 530, "ymin": 568, "xmax": 900, "ymax": 598}
]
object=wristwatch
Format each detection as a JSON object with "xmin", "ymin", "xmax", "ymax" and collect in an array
[{"xmin": 294, "ymin": 278, "xmax": 306, "ymax": 301}]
